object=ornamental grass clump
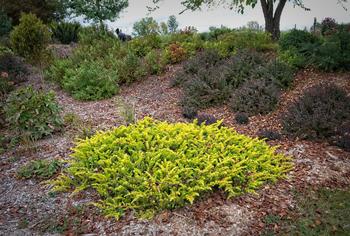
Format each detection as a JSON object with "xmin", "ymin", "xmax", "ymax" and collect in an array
[{"xmin": 52, "ymin": 117, "xmax": 292, "ymax": 219}]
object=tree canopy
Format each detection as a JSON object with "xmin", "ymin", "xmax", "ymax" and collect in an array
[
  {"xmin": 0, "ymin": 0, "xmax": 66, "ymax": 25},
  {"xmin": 64, "ymin": 0, "xmax": 128, "ymax": 25},
  {"xmin": 133, "ymin": 17, "xmax": 160, "ymax": 36}
]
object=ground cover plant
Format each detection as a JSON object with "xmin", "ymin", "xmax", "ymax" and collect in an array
[
  {"xmin": 17, "ymin": 159, "xmax": 61, "ymax": 180},
  {"xmin": 51, "ymin": 117, "xmax": 292, "ymax": 219}
]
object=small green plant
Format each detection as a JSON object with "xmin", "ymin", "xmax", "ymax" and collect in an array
[
  {"xmin": 10, "ymin": 13, "xmax": 51, "ymax": 62},
  {"xmin": 63, "ymin": 112, "xmax": 95, "ymax": 139},
  {"xmin": 115, "ymin": 98, "xmax": 137, "ymax": 125},
  {"xmin": 51, "ymin": 117, "xmax": 292, "ymax": 219},
  {"xmin": 17, "ymin": 218, "xmax": 29, "ymax": 229},
  {"xmin": 235, "ymin": 112, "xmax": 249, "ymax": 125},
  {"xmin": 17, "ymin": 159, "xmax": 61, "ymax": 179},
  {"xmin": 4, "ymin": 87, "xmax": 63, "ymax": 141}
]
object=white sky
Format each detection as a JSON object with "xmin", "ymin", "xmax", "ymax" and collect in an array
[{"xmin": 101, "ymin": 0, "xmax": 350, "ymax": 33}]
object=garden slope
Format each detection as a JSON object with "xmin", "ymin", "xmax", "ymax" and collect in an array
[{"xmin": 0, "ymin": 64, "xmax": 349, "ymax": 235}]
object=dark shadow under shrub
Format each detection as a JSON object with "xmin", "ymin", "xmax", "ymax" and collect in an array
[
  {"xmin": 235, "ymin": 112, "xmax": 249, "ymax": 125},
  {"xmin": 257, "ymin": 129, "xmax": 282, "ymax": 141},
  {"xmin": 195, "ymin": 114, "xmax": 218, "ymax": 125}
]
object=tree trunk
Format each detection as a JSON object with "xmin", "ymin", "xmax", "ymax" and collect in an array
[{"xmin": 260, "ymin": 0, "xmax": 287, "ymax": 40}]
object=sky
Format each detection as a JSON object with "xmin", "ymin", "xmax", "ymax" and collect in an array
[{"xmin": 96, "ymin": 0, "xmax": 350, "ymax": 34}]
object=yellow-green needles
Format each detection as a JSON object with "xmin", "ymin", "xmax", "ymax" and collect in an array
[{"xmin": 51, "ymin": 117, "xmax": 292, "ymax": 219}]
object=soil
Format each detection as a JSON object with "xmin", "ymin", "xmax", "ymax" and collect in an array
[{"xmin": 1, "ymin": 56, "xmax": 349, "ymax": 235}]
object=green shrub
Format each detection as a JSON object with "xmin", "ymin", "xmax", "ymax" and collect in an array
[
  {"xmin": 51, "ymin": 117, "xmax": 292, "ymax": 219},
  {"xmin": 62, "ymin": 61, "xmax": 119, "ymax": 101},
  {"xmin": 279, "ymin": 29, "xmax": 319, "ymax": 51},
  {"xmin": 218, "ymin": 30, "xmax": 276, "ymax": 52},
  {"xmin": 45, "ymin": 58, "xmax": 74, "ymax": 84},
  {"xmin": 10, "ymin": 13, "xmax": 51, "ymax": 61},
  {"xmin": 205, "ymin": 26, "xmax": 233, "ymax": 41},
  {"xmin": 115, "ymin": 98, "xmax": 137, "ymax": 125},
  {"xmin": 144, "ymin": 49, "xmax": 167, "ymax": 75},
  {"xmin": 179, "ymin": 36, "xmax": 204, "ymax": 57},
  {"xmin": 128, "ymin": 34, "xmax": 162, "ymax": 57},
  {"xmin": 116, "ymin": 50, "xmax": 147, "ymax": 84},
  {"xmin": 203, "ymin": 41, "xmax": 231, "ymax": 58},
  {"xmin": 303, "ymin": 27, "xmax": 350, "ymax": 71},
  {"xmin": 0, "ymin": 9, "xmax": 12, "ymax": 36},
  {"xmin": 277, "ymin": 48, "xmax": 306, "ymax": 68},
  {"xmin": 17, "ymin": 159, "xmax": 61, "ymax": 179},
  {"xmin": 282, "ymin": 83, "xmax": 350, "ymax": 140},
  {"xmin": 4, "ymin": 87, "xmax": 63, "ymax": 140},
  {"xmin": 51, "ymin": 21, "xmax": 80, "ymax": 44},
  {"xmin": 230, "ymin": 79, "xmax": 281, "ymax": 116}
]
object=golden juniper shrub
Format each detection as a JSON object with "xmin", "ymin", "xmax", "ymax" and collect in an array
[{"xmin": 51, "ymin": 117, "xmax": 292, "ymax": 219}]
